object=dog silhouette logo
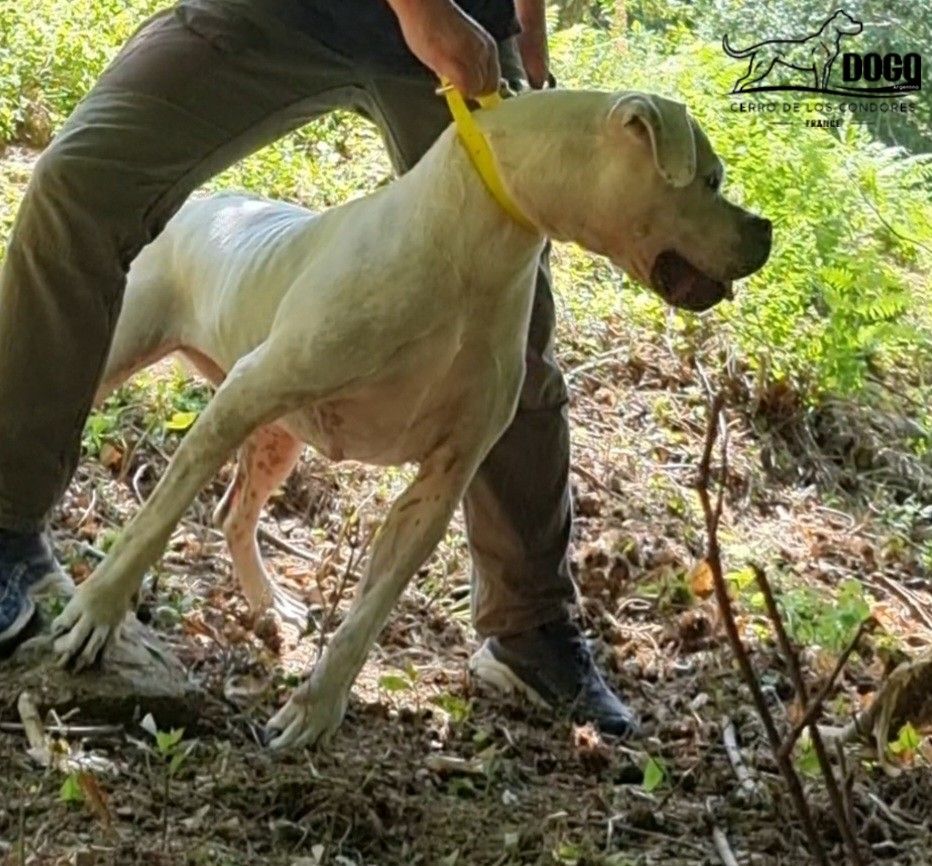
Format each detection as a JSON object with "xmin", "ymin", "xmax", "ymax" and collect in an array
[{"xmin": 724, "ymin": 10, "xmax": 864, "ymax": 93}]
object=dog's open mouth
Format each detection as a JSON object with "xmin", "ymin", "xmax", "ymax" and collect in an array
[{"xmin": 650, "ymin": 250, "xmax": 733, "ymax": 312}]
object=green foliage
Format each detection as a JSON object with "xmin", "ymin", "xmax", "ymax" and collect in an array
[
  {"xmin": 377, "ymin": 672, "xmax": 412, "ymax": 693},
  {"xmin": 431, "ymin": 692, "xmax": 472, "ymax": 724},
  {"xmin": 604, "ymin": 0, "xmax": 932, "ymax": 151},
  {"xmin": 59, "ymin": 772, "xmax": 83, "ymax": 804},
  {"xmin": 778, "ymin": 578, "xmax": 871, "ymax": 652},
  {"xmin": 81, "ymin": 364, "xmax": 211, "ymax": 457},
  {"xmin": 729, "ymin": 567, "xmax": 872, "ymax": 651},
  {"xmin": 0, "ymin": 0, "xmax": 164, "ymax": 142},
  {"xmin": 154, "ymin": 725, "xmax": 193, "ymax": 775},
  {"xmin": 794, "ymin": 734, "xmax": 821, "ymax": 778},
  {"xmin": 641, "ymin": 754, "xmax": 667, "ymax": 791}
]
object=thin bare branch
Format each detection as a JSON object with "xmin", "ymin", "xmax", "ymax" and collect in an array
[
  {"xmin": 696, "ymin": 394, "xmax": 830, "ymax": 866},
  {"xmin": 753, "ymin": 564, "xmax": 865, "ymax": 866}
]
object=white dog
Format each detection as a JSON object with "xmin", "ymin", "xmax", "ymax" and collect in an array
[{"xmin": 52, "ymin": 89, "xmax": 772, "ymax": 749}]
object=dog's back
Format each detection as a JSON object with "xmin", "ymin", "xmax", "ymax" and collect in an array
[{"xmin": 104, "ymin": 193, "xmax": 326, "ymax": 387}]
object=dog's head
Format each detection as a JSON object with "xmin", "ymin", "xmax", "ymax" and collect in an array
[
  {"xmin": 830, "ymin": 10, "xmax": 863, "ymax": 36},
  {"xmin": 524, "ymin": 91, "xmax": 772, "ymax": 312}
]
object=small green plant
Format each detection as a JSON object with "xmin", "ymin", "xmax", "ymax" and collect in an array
[
  {"xmin": 59, "ymin": 772, "xmax": 83, "ymax": 805},
  {"xmin": 155, "ymin": 726, "xmax": 191, "ymax": 774},
  {"xmin": 641, "ymin": 754, "xmax": 667, "ymax": 792},
  {"xmin": 377, "ymin": 671, "xmax": 414, "ymax": 694},
  {"xmin": 151, "ymin": 726, "xmax": 195, "ymax": 852},
  {"xmin": 794, "ymin": 734, "xmax": 821, "ymax": 778},
  {"xmin": 779, "ymin": 579, "xmax": 871, "ymax": 652},
  {"xmin": 378, "ymin": 663, "xmax": 421, "ymax": 712},
  {"xmin": 430, "ymin": 693, "xmax": 472, "ymax": 724},
  {"xmin": 887, "ymin": 722, "xmax": 922, "ymax": 765}
]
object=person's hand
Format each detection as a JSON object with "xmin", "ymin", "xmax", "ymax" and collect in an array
[
  {"xmin": 516, "ymin": 0, "xmax": 549, "ymax": 88},
  {"xmin": 387, "ymin": 0, "xmax": 501, "ymax": 97}
]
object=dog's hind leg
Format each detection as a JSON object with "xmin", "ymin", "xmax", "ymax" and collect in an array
[
  {"xmin": 733, "ymin": 58, "xmax": 758, "ymax": 92},
  {"xmin": 52, "ymin": 345, "xmax": 303, "ymax": 670},
  {"xmin": 739, "ymin": 57, "xmax": 778, "ymax": 91},
  {"xmin": 214, "ymin": 424, "xmax": 308, "ymax": 629},
  {"xmin": 266, "ymin": 438, "xmax": 487, "ymax": 750}
]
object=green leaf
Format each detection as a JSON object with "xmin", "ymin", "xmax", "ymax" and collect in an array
[
  {"xmin": 155, "ymin": 727, "xmax": 184, "ymax": 755},
  {"xmin": 59, "ymin": 773, "xmax": 83, "ymax": 804},
  {"xmin": 795, "ymin": 738, "xmax": 821, "ymax": 778},
  {"xmin": 553, "ymin": 842, "xmax": 583, "ymax": 865},
  {"xmin": 601, "ymin": 855, "xmax": 635, "ymax": 866},
  {"xmin": 890, "ymin": 722, "xmax": 921, "ymax": 756},
  {"xmin": 642, "ymin": 756, "xmax": 666, "ymax": 792},
  {"xmin": 378, "ymin": 673, "xmax": 411, "ymax": 693},
  {"xmin": 431, "ymin": 693, "xmax": 471, "ymax": 724},
  {"xmin": 164, "ymin": 410, "xmax": 198, "ymax": 431}
]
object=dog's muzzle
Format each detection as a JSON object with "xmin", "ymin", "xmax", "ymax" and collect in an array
[{"xmin": 649, "ymin": 250, "xmax": 734, "ymax": 312}]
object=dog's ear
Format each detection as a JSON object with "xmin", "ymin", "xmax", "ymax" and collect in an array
[{"xmin": 607, "ymin": 93, "xmax": 697, "ymax": 188}]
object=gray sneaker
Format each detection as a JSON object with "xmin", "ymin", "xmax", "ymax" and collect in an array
[
  {"xmin": 0, "ymin": 529, "xmax": 74, "ymax": 651},
  {"xmin": 470, "ymin": 618, "xmax": 640, "ymax": 738}
]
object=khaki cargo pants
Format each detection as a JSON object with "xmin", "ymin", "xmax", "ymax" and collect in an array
[{"xmin": 0, "ymin": 0, "xmax": 575, "ymax": 636}]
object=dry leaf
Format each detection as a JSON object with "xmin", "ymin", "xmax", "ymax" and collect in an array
[
  {"xmin": 687, "ymin": 559, "xmax": 715, "ymax": 599},
  {"xmin": 99, "ymin": 443, "xmax": 123, "ymax": 471},
  {"xmin": 78, "ymin": 772, "xmax": 112, "ymax": 829}
]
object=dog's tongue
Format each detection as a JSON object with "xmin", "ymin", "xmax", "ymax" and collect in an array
[{"xmin": 650, "ymin": 250, "xmax": 729, "ymax": 312}]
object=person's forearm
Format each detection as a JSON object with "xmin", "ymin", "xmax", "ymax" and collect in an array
[
  {"xmin": 516, "ymin": 0, "xmax": 546, "ymax": 34},
  {"xmin": 515, "ymin": 0, "xmax": 549, "ymax": 87},
  {"xmin": 385, "ymin": 0, "xmax": 452, "ymax": 28}
]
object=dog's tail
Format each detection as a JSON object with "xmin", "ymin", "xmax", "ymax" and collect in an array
[{"xmin": 722, "ymin": 34, "xmax": 753, "ymax": 58}]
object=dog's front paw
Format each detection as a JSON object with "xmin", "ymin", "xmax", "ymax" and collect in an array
[
  {"xmin": 264, "ymin": 675, "xmax": 349, "ymax": 750},
  {"xmin": 51, "ymin": 584, "xmax": 130, "ymax": 671}
]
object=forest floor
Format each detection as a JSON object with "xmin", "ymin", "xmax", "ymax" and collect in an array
[{"xmin": 1, "ymin": 143, "xmax": 931, "ymax": 866}]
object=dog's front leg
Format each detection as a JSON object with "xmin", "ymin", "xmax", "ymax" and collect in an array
[
  {"xmin": 266, "ymin": 443, "xmax": 481, "ymax": 750},
  {"xmin": 52, "ymin": 349, "xmax": 298, "ymax": 670}
]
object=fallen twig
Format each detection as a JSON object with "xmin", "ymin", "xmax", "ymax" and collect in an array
[
  {"xmin": 712, "ymin": 826, "xmax": 740, "ymax": 866},
  {"xmin": 722, "ymin": 717, "xmax": 761, "ymax": 799},
  {"xmin": 17, "ymin": 692, "xmax": 51, "ymax": 767},
  {"xmin": 0, "ymin": 721, "xmax": 123, "ymax": 737},
  {"xmin": 257, "ymin": 525, "xmax": 315, "ymax": 561}
]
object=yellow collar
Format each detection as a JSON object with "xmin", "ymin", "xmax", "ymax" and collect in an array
[{"xmin": 439, "ymin": 81, "xmax": 537, "ymax": 233}]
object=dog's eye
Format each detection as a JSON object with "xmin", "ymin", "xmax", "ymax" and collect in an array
[{"xmin": 706, "ymin": 172, "xmax": 722, "ymax": 192}]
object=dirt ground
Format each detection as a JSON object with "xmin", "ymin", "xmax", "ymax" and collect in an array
[{"xmin": 1, "ymin": 153, "xmax": 931, "ymax": 866}]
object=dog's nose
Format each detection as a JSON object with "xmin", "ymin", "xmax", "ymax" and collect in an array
[
  {"xmin": 748, "ymin": 214, "xmax": 772, "ymax": 241},
  {"xmin": 736, "ymin": 213, "xmax": 773, "ymax": 276}
]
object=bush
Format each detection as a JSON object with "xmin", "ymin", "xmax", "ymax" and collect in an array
[{"xmin": 0, "ymin": 0, "xmax": 163, "ymax": 143}]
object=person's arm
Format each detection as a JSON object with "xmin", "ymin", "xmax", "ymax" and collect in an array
[
  {"xmin": 386, "ymin": 0, "xmax": 501, "ymax": 96},
  {"xmin": 515, "ymin": 0, "xmax": 549, "ymax": 88}
]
